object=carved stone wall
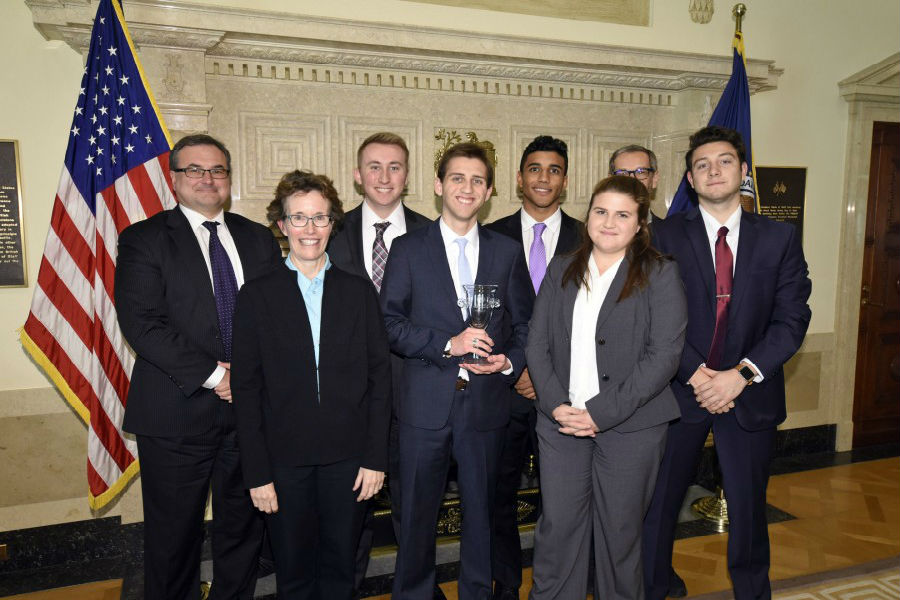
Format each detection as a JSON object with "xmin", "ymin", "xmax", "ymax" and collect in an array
[{"xmin": 27, "ymin": 0, "xmax": 781, "ymax": 221}]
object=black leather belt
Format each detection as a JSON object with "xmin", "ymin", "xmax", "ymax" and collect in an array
[{"xmin": 455, "ymin": 376, "xmax": 468, "ymax": 391}]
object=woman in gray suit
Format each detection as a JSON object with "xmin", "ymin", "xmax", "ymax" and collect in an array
[{"xmin": 526, "ymin": 175, "xmax": 687, "ymax": 600}]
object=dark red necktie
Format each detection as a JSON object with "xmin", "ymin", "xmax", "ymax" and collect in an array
[{"xmin": 707, "ymin": 226, "xmax": 732, "ymax": 369}]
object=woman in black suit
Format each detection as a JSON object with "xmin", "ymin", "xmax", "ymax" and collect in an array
[
  {"xmin": 231, "ymin": 170, "xmax": 391, "ymax": 600},
  {"xmin": 526, "ymin": 175, "xmax": 687, "ymax": 600}
]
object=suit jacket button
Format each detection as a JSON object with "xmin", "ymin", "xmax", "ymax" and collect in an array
[
  {"xmin": 601, "ymin": 374, "xmax": 610, "ymax": 381},
  {"xmin": 597, "ymin": 338, "xmax": 606, "ymax": 345}
]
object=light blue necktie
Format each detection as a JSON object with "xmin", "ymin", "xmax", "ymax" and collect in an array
[
  {"xmin": 455, "ymin": 237, "xmax": 473, "ymax": 294},
  {"xmin": 455, "ymin": 238, "xmax": 474, "ymax": 320}
]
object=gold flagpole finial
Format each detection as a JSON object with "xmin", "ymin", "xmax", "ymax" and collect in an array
[{"xmin": 733, "ymin": 3, "xmax": 747, "ymax": 34}]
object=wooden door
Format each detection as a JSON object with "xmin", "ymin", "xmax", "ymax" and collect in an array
[{"xmin": 852, "ymin": 121, "xmax": 900, "ymax": 447}]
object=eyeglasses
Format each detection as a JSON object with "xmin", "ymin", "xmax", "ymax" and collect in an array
[
  {"xmin": 283, "ymin": 214, "xmax": 333, "ymax": 228},
  {"xmin": 173, "ymin": 166, "xmax": 231, "ymax": 179},
  {"xmin": 612, "ymin": 167, "xmax": 656, "ymax": 181}
]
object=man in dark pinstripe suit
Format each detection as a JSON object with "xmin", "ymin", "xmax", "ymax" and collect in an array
[{"xmin": 115, "ymin": 134, "xmax": 282, "ymax": 600}]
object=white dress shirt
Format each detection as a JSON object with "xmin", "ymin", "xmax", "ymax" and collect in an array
[
  {"xmin": 520, "ymin": 207, "xmax": 562, "ymax": 268},
  {"xmin": 439, "ymin": 218, "xmax": 480, "ymax": 315},
  {"xmin": 697, "ymin": 204, "xmax": 763, "ymax": 381},
  {"xmin": 179, "ymin": 204, "xmax": 246, "ymax": 389},
  {"xmin": 361, "ymin": 201, "xmax": 407, "ymax": 279},
  {"xmin": 438, "ymin": 218, "xmax": 513, "ymax": 379},
  {"xmin": 568, "ymin": 255, "xmax": 624, "ymax": 409}
]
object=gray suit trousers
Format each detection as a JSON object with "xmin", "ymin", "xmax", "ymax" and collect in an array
[{"xmin": 530, "ymin": 413, "xmax": 667, "ymax": 600}]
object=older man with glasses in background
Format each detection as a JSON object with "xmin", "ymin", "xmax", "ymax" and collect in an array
[{"xmin": 609, "ymin": 144, "xmax": 662, "ymax": 222}]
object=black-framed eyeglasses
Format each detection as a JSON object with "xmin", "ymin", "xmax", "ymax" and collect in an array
[
  {"xmin": 173, "ymin": 166, "xmax": 231, "ymax": 179},
  {"xmin": 283, "ymin": 214, "xmax": 333, "ymax": 228},
  {"xmin": 613, "ymin": 167, "xmax": 656, "ymax": 181}
]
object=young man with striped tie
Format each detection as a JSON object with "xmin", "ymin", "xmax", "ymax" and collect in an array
[{"xmin": 326, "ymin": 132, "xmax": 432, "ymax": 598}]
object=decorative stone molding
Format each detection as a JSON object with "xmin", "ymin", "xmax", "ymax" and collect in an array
[
  {"xmin": 27, "ymin": 0, "xmax": 781, "ymax": 96},
  {"xmin": 129, "ymin": 24, "xmax": 225, "ymax": 51},
  {"xmin": 839, "ymin": 53, "xmax": 900, "ymax": 104}
]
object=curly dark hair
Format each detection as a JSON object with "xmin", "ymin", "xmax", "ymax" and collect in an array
[{"xmin": 265, "ymin": 170, "xmax": 345, "ymax": 235}]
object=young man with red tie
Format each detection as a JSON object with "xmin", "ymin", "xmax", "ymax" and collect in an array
[{"xmin": 643, "ymin": 126, "xmax": 811, "ymax": 600}]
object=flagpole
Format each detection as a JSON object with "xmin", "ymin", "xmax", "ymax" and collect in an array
[
  {"xmin": 690, "ymin": 8, "xmax": 749, "ymax": 530},
  {"xmin": 733, "ymin": 3, "xmax": 746, "ymax": 34}
]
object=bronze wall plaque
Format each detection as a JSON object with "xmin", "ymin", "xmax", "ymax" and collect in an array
[{"xmin": 756, "ymin": 166, "xmax": 806, "ymax": 243}]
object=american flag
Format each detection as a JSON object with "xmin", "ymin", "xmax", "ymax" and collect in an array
[{"xmin": 20, "ymin": 0, "xmax": 175, "ymax": 509}]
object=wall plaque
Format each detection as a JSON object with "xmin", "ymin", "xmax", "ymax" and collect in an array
[
  {"xmin": 756, "ymin": 166, "xmax": 806, "ymax": 242},
  {"xmin": 0, "ymin": 139, "xmax": 26, "ymax": 287}
]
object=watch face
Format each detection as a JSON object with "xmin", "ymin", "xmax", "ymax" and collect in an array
[{"xmin": 739, "ymin": 365, "xmax": 754, "ymax": 381}]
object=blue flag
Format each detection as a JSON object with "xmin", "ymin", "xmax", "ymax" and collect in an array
[{"xmin": 667, "ymin": 32, "xmax": 756, "ymax": 216}]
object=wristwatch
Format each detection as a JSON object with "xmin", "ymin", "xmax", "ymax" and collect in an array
[{"xmin": 736, "ymin": 363, "xmax": 755, "ymax": 386}]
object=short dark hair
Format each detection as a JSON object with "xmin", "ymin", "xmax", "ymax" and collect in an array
[
  {"xmin": 436, "ymin": 142, "xmax": 494, "ymax": 189},
  {"xmin": 266, "ymin": 170, "xmax": 345, "ymax": 234},
  {"xmin": 170, "ymin": 134, "xmax": 231, "ymax": 171},
  {"xmin": 356, "ymin": 132, "xmax": 409, "ymax": 167},
  {"xmin": 519, "ymin": 135, "xmax": 568, "ymax": 174},
  {"xmin": 685, "ymin": 126, "xmax": 747, "ymax": 172},
  {"xmin": 609, "ymin": 144, "xmax": 657, "ymax": 175}
]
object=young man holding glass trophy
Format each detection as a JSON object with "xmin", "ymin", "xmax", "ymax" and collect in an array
[{"xmin": 379, "ymin": 142, "xmax": 533, "ymax": 600}]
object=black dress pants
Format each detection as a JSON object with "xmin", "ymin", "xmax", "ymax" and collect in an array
[
  {"xmin": 137, "ymin": 428, "xmax": 264, "ymax": 600},
  {"xmin": 266, "ymin": 457, "xmax": 367, "ymax": 600},
  {"xmin": 491, "ymin": 403, "xmax": 537, "ymax": 589}
]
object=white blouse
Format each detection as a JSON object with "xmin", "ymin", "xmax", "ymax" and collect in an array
[{"xmin": 568, "ymin": 255, "xmax": 624, "ymax": 409}]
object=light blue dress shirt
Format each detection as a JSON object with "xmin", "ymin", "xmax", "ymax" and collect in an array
[{"xmin": 284, "ymin": 253, "xmax": 331, "ymax": 393}]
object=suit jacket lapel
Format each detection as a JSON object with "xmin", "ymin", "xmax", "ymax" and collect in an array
[
  {"xmin": 728, "ymin": 211, "xmax": 756, "ymax": 319},
  {"xmin": 507, "ymin": 210, "xmax": 525, "ymax": 245},
  {"xmin": 168, "ymin": 208, "xmax": 216, "ymax": 304},
  {"xmin": 402, "ymin": 205, "xmax": 428, "ymax": 232},
  {"xmin": 275, "ymin": 265, "xmax": 317, "ymax": 368},
  {"xmin": 561, "ymin": 275, "xmax": 579, "ymax": 344},
  {"xmin": 425, "ymin": 220, "xmax": 465, "ymax": 323},
  {"xmin": 685, "ymin": 209, "xmax": 717, "ymax": 315},
  {"xmin": 474, "ymin": 225, "xmax": 497, "ymax": 286},
  {"xmin": 594, "ymin": 257, "xmax": 628, "ymax": 332},
  {"xmin": 556, "ymin": 211, "xmax": 581, "ymax": 256},
  {"xmin": 347, "ymin": 208, "xmax": 367, "ymax": 275},
  {"xmin": 168, "ymin": 208, "xmax": 221, "ymax": 351},
  {"xmin": 224, "ymin": 213, "xmax": 256, "ymax": 279}
]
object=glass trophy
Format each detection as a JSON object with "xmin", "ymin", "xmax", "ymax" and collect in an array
[{"xmin": 458, "ymin": 284, "xmax": 501, "ymax": 365}]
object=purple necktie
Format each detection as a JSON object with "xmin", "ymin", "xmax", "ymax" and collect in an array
[
  {"xmin": 203, "ymin": 221, "xmax": 239, "ymax": 361},
  {"xmin": 707, "ymin": 226, "xmax": 733, "ymax": 369},
  {"xmin": 529, "ymin": 222, "xmax": 547, "ymax": 294}
]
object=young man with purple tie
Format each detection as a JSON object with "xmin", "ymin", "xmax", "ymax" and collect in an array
[{"xmin": 484, "ymin": 135, "xmax": 580, "ymax": 599}]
